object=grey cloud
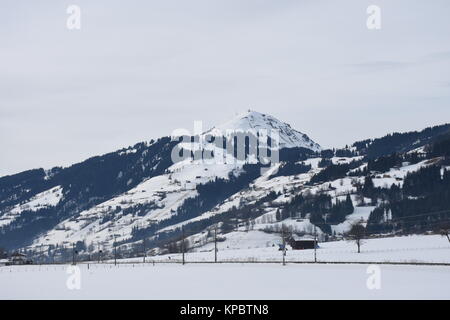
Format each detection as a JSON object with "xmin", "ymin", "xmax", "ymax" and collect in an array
[{"xmin": 1, "ymin": 0, "xmax": 450, "ymax": 176}]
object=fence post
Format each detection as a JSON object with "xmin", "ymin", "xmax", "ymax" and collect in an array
[
  {"xmin": 314, "ymin": 225, "xmax": 317, "ymax": 263},
  {"xmin": 143, "ymin": 238, "xmax": 146, "ymax": 264},
  {"xmin": 182, "ymin": 226, "xmax": 185, "ymax": 265},
  {"xmin": 214, "ymin": 226, "xmax": 218, "ymax": 263}
]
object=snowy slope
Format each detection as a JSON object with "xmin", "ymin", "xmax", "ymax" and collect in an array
[
  {"xmin": 0, "ymin": 186, "xmax": 63, "ymax": 227},
  {"xmin": 150, "ymin": 155, "xmax": 439, "ymax": 259},
  {"xmin": 30, "ymin": 159, "xmax": 244, "ymax": 249},
  {"xmin": 204, "ymin": 110, "xmax": 321, "ymax": 151},
  {"xmin": 24, "ymin": 149, "xmax": 437, "ymax": 259}
]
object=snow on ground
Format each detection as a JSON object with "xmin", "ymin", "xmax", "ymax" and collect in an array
[
  {"xmin": 17, "ymin": 148, "xmax": 444, "ymax": 259},
  {"xmin": 0, "ymin": 186, "xmax": 63, "ymax": 227},
  {"xmin": 331, "ymin": 206, "xmax": 375, "ymax": 234},
  {"xmin": 29, "ymin": 159, "xmax": 243, "ymax": 249},
  {"xmin": 30, "ymin": 175, "xmax": 199, "ymax": 248},
  {"xmin": 1, "ymin": 263, "xmax": 449, "ymax": 299},
  {"xmin": 331, "ymin": 156, "xmax": 364, "ymax": 165},
  {"xmin": 204, "ymin": 110, "xmax": 321, "ymax": 151},
  {"xmin": 371, "ymin": 158, "xmax": 437, "ymax": 189},
  {"xmin": 138, "ymin": 232, "xmax": 450, "ymax": 264},
  {"xmin": 157, "ymin": 159, "xmax": 318, "ymax": 234}
]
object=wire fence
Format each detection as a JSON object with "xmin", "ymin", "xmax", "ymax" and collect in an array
[
  {"xmin": 1, "ymin": 260, "xmax": 450, "ymax": 273},
  {"xmin": 2, "ymin": 243, "xmax": 450, "ymax": 269}
]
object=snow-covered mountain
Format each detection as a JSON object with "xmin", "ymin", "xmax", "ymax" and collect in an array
[
  {"xmin": 204, "ymin": 110, "xmax": 321, "ymax": 152},
  {"xmin": 0, "ymin": 111, "xmax": 449, "ymax": 264},
  {"xmin": 0, "ymin": 111, "xmax": 321, "ymax": 251}
]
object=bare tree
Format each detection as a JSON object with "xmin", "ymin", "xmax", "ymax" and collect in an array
[
  {"xmin": 245, "ymin": 219, "xmax": 251, "ymax": 232},
  {"xmin": 346, "ymin": 222, "xmax": 366, "ymax": 253},
  {"xmin": 437, "ymin": 222, "xmax": 450, "ymax": 243},
  {"xmin": 280, "ymin": 224, "xmax": 291, "ymax": 265}
]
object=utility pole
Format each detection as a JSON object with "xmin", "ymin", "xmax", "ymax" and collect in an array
[
  {"xmin": 143, "ymin": 238, "xmax": 146, "ymax": 264},
  {"xmin": 282, "ymin": 227, "xmax": 286, "ymax": 266},
  {"xmin": 181, "ymin": 226, "xmax": 185, "ymax": 265},
  {"xmin": 72, "ymin": 243, "xmax": 76, "ymax": 265},
  {"xmin": 214, "ymin": 225, "xmax": 218, "ymax": 263},
  {"xmin": 314, "ymin": 225, "xmax": 317, "ymax": 263},
  {"xmin": 114, "ymin": 235, "xmax": 117, "ymax": 266},
  {"xmin": 39, "ymin": 244, "xmax": 43, "ymax": 265}
]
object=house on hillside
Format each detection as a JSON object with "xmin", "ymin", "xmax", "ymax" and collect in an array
[
  {"xmin": 288, "ymin": 235, "xmax": 317, "ymax": 250},
  {"xmin": 7, "ymin": 252, "xmax": 32, "ymax": 265}
]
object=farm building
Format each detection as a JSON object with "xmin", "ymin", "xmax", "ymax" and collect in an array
[
  {"xmin": 7, "ymin": 253, "xmax": 32, "ymax": 265},
  {"xmin": 288, "ymin": 235, "xmax": 317, "ymax": 250}
]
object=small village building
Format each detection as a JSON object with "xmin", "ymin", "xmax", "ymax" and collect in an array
[
  {"xmin": 288, "ymin": 235, "xmax": 317, "ymax": 250},
  {"xmin": 8, "ymin": 252, "xmax": 30, "ymax": 265}
]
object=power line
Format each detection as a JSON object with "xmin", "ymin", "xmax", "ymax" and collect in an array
[
  {"xmin": 381, "ymin": 209, "xmax": 450, "ymax": 223},
  {"xmin": 311, "ymin": 209, "xmax": 450, "ymax": 228}
]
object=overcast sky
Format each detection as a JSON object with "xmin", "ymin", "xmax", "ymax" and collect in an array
[{"xmin": 1, "ymin": 0, "xmax": 450, "ymax": 177}]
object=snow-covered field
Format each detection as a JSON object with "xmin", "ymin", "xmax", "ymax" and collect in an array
[
  {"xmin": 132, "ymin": 233, "xmax": 450, "ymax": 264},
  {"xmin": 2, "ymin": 233, "xmax": 450, "ymax": 299},
  {"xmin": 1, "ymin": 263, "xmax": 450, "ymax": 299}
]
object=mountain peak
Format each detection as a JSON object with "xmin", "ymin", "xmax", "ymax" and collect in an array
[{"xmin": 206, "ymin": 110, "xmax": 321, "ymax": 152}]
